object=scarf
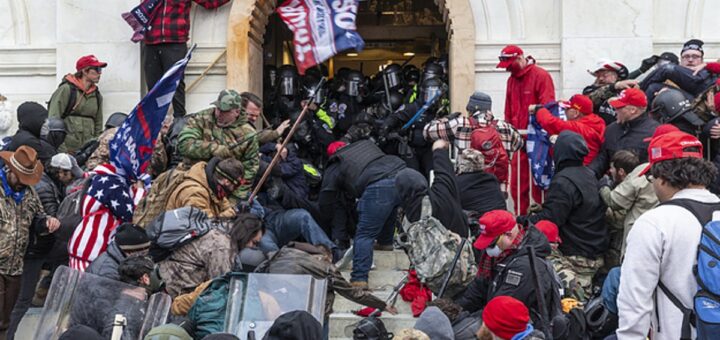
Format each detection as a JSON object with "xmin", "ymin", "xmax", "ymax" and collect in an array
[
  {"xmin": 121, "ymin": 0, "xmax": 163, "ymax": 43},
  {"xmin": 476, "ymin": 227, "xmax": 527, "ymax": 280},
  {"xmin": 527, "ymin": 101, "xmax": 566, "ymax": 189},
  {"xmin": 0, "ymin": 168, "xmax": 25, "ymax": 204}
]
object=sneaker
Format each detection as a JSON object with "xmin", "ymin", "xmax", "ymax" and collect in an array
[{"xmin": 334, "ymin": 245, "xmax": 353, "ymax": 269}]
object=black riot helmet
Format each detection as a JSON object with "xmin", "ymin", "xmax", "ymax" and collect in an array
[
  {"xmin": 278, "ymin": 65, "xmax": 299, "ymax": 96},
  {"xmin": 105, "ymin": 112, "xmax": 128, "ymax": 129},
  {"xmin": 420, "ymin": 77, "xmax": 444, "ymax": 104},
  {"xmin": 650, "ymin": 88, "xmax": 704, "ymax": 127},
  {"xmin": 382, "ymin": 90, "xmax": 404, "ymax": 112},
  {"xmin": 403, "ymin": 65, "xmax": 420, "ymax": 86},
  {"xmin": 264, "ymin": 65, "xmax": 278, "ymax": 89},
  {"xmin": 382, "ymin": 64, "xmax": 403, "ymax": 90},
  {"xmin": 422, "ymin": 62, "xmax": 444, "ymax": 82},
  {"xmin": 345, "ymin": 70, "xmax": 364, "ymax": 97},
  {"xmin": 44, "ymin": 118, "xmax": 67, "ymax": 149}
]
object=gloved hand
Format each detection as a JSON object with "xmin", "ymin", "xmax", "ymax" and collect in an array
[
  {"xmin": 598, "ymin": 175, "xmax": 613, "ymax": 189},
  {"xmin": 640, "ymin": 55, "xmax": 659, "ymax": 72},
  {"xmin": 528, "ymin": 203, "xmax": 543, "ymax": 214},
  {"xmin": 516, "ymin": 215, "xmax": 529, "ymax": 227},
  {"xmin": 213, "ymin": 144, "xmax": 234, "ymax": 159}
]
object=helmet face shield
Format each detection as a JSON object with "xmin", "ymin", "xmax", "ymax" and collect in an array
[
  {"xmin": 423, "ymin": 85, "xmax": 441, "ymax": 103},
  {"xmin": 280, "ymin": 77, "xmax": 295, "ymax": 96},
  {"xmin": 346, "ymin": 80, "xmax": 360, "ymax": 97},
  {"xmin": 385, "ymin": 71, "xmax": 400, "ymax": 89}
]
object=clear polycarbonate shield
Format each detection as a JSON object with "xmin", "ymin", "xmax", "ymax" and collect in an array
[
  {"xmin": 224, "ymin": 273, "xmax": 327, "ymax": 340},
  {"xmin": 33, "ymin": 266, "xmax": 171, "ymax": 340}
]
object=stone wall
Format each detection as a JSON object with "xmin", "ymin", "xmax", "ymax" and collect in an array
[{"xmin": 0, "ymin": 0, "xmax": 718, "ymax": 137}]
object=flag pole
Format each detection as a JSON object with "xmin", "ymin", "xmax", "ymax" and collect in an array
[{"xmin": 247, "ymin": 77, "xmax": 326, "ymax": 204}]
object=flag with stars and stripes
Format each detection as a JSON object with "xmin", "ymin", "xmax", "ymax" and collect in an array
[
  {"xmin": 68, "ymin": 164, "xmax": 145, "ymax": 271},
  {"xmin": 526, "ymin": 101, "xmax": 567, "ymax": 189},
  {"xmin": 110, "ymin": 45, "xmax": 194, "ymax": 180}
]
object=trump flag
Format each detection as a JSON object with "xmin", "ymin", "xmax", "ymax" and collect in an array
[
  {"xmin": 110, "ymin": 46, "xmax": 194, "ymax": 180},
  {"xmin": 277, "ymin": 0, "xmax": 365, "ymax": 74}
]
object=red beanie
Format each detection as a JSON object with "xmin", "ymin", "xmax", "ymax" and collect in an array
[
  {"xmin": 327, "ymin": 141, "xmax": 347, "ymax": 157},
  {"xmin": 482, "ymin": 296, "xmax": 530, "ymax": 340}
]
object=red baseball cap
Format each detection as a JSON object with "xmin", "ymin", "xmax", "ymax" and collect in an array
[
  {"xmin": 562, "ymin": 94, "xmax": 594, "ymax": 115},
  {"xmin": 496, "ymin": 45, "xmax": 524, "ymax": 69},
  {"xmin": 638, "ymin": 131, "xmax": 703, "ymax": 176},
  {"xmin": 76, "ymin": 55, "xmax": 108, "ymax": 72},
  {"xmin": 643, "ymin": 124, "xmax": 680, "ymax": 142},
  {"xmin": 473, "ymin": 210, "xmax": 517, "ymax": 250},
  {"xmin": 482, "ymin": 296, "xmax": 530, "ymax": 340},
  {"xmin": 534, "ymin": 220, "xmax": 561, "ymax": 244},
  {"xmin": 609, "ymin": 88, "xmax": 647, "ymax": 109}
]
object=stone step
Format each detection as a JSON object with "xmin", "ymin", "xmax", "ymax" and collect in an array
[
  {"xmin": 15, "ymin": 307, "xmax": 40, "ymax": 339},
  {"xmin": 339, "ymin": 270, "xmax": 408, "ymax": 290},
  {"xmin": 338, "ymin": 250, "xmax": 410, "ymax": 272},
  {"xmin": 332, "ymin": 288, "xmax": 413, "ymax": 315},
  {"xmin": 328, "ymin": 312, "xmax": 417, "ymax": 338}
]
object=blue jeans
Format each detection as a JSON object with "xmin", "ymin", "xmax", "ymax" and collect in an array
[
  {"xmin": 259, "ymin": 208, "xmax": 337, "ymax": 254},
  {"xmin": 351, "ymin": 178, "xmax": 400, "ymax": 282},
  {"xmin": 602, "ymin": 266, "xmax": 621, "ymax": 315}
]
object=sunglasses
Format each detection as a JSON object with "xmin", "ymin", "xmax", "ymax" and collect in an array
[
  {"xmin": 89, "ymin": 67, "xmax": 103, "ymax": 73},
  {"xmin": 498, "ymin": 56, "xmax": 513, "ymax": 62},
  {"xmin": 488, "ymin": 234, "xmax": 504, "ymax": 248}
]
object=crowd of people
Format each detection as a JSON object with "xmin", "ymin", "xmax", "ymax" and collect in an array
[{"xmin": 0, "ymin": 5, "xmax": 719, "ymax": 338}]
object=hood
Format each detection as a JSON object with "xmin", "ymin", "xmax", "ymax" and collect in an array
[
  {"xmin": 395, "ymin": 168, "xmax": 428, "ymax": 222},
  {"xmin": 515, "ymin": 226, "xmax": 552, "ymax": 258},
  {"xmin": 63, "ymin": 74, "xmax": 97, "ymax": 94},
  {"xmin": 263, "ymin": 310, "xmax": 323, "ymax": 340},
  {"xmin": 577, "ymin": 113, "xmax": 606, "ymax": 136},
  {"xmin": 414, "ymin": 306, "xmax": 455, "ymax": 340},
  {"xmin": 553, "ymin": 130, "xmax": 588, "ymax": 166},
  {"xmin": 106, "ymin": 241, "xmax": 126, "ymax": 263},
  {"xmin": 18, "ymin": 104, "xmax": 48, "ymax": 137}
]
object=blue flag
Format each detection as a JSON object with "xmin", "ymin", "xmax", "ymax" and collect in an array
[
  {"xmin": 110, "ymin": 46, "xmax": 193, "ymax": 180},
  {"xmin": 526, "ymin": 102, "xmax": 567, "ymax": 189}
]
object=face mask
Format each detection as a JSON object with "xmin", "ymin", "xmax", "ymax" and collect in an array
[
  {"xmin": 485, "ymin": 245, "xmax": 503, "ymax": 257},
  {"xmin": 507, "ymin": 62, "xmax": 523, "ymax": 76}
]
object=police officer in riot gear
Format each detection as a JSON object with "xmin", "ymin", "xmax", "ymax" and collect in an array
[
  {"xmin": 381, "ymin": 77, "xmax": 447, "ymax": 178},
  {"xmin": 422, "ymin": 61, "xmax": 444, "ymax": 82},
  {"xmin": 650, "ymin": 87, "xmax": 704, "ymax": 135},
  {"xmin": 275, "ymin": 65, "xmax": 302, "ymax": 123},
  {"xmin": 263, "ymin": 65, "xmax": 279, "ymax": 122},
  {"xmin": 329, "ymin": 69, "xmax": 366, "ymax": 139},
  {"xmin": 402, "ymin": 65, "xmax": 421, "ymax": 104},
  {"xmin": 383, "ymin": 64, "xmax": 404, "ymax": 91}
]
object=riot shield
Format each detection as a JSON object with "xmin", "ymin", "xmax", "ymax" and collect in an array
[
  {"xmin": 33, "ymin": 265, "xmax": 172, "ymax": 340},
  {"xmin": 224, "ymin": 273, "xmax": 327, "ymax": 340}
]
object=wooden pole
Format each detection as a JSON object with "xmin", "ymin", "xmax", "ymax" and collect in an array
[{"xmin": 186, "ymin": 49, "xmax": 227, "ymax": 93}]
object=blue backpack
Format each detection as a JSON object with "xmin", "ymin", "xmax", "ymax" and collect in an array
[{"xmin": 660, "ymin": 199, "xmax": 720, "ymax": 340}]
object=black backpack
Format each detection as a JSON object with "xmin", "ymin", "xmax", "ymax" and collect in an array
[
  {"xmin": 55, "ymin": 176, "xmax": 93, "ymax": 241},
  {"xmin": 145, "ymin": 207, "xmax": 216, "ymax": 262}
]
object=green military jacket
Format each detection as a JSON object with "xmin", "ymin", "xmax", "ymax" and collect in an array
[
  {"xmin": 48, "ymin": 75, "xmax": 104, "ymax": 153},
  {"xmin": 0, "ymin": 185, "xmax": 44, "ymax": 276},
  {"xmin": 177, "ymin": 107, "xmax": 259, "ymax": 201}
]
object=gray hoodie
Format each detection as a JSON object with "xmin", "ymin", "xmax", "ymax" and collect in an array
[{"xmin": 414, "ymin": 306, "xmax": 455, "ymax": 340}]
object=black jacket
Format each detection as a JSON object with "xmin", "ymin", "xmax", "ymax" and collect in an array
[
  {"xmin": 589, "ymin": 113, "xmax": 659, "ymax": 177},
  {"xmin": 85, "ymin": 241, "xmax": 125, "ymax": 281},
  {"xmin": 456, "ymin": 171, "xmax": 506, "ymax": 217},
  {"xmin": 26, "ymin": 173, "xmax": 63, "ymax": 257},
  {"xmin": 383, "ymin": 101, "xmax": 437, "ymax": 147},
  {"xmin": 455, "ymin": 226, "xmax": 558, "ymax": 324},
  {"xmin": 528, "ymin": 131, "xmax": 608, "ymax": 258},
  {"xmin": 395, "ymin": 149, "xmax": 469, "ymax": 237}
]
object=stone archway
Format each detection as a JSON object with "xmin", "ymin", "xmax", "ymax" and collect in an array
[{"xmin": 226, "ymin": 0, "xmax": 476, "ymax": 114}]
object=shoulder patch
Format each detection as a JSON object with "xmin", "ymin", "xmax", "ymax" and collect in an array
[{"xmin": 505, "ymin": 270, "xmax": 523, "ymax": 286}]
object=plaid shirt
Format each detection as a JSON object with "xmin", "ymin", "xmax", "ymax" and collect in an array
[
  {"xmin": 423, "ymin": 114, "xmax": 478, "ymax": 150},
  {"xmin": 145, "ymin": 0, "xmax": 231, "ymax": 45}
]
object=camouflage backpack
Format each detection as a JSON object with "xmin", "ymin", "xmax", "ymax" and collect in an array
[
  {"xmin": 396, "ymin": 196, "xmax": 477, "ymax": 297},
  {"xmin": 132, "ymin": 166, "xmax": 187, "ymax": 227}
]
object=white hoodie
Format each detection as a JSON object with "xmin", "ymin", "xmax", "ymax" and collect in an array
[{"xmin": 617, "ymin": 188, "xmax": 720, "ymax": 340}]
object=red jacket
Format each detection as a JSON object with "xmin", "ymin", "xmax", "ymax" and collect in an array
[
  {"xmin": 504, "ymin": 63, "xmax": 556, "ymax": 130},
  {"xmin": 536, "ymin": 108, "xmax": 606, "ymax": 165},
  {"xmin": 145, "ymin": 0, "xmax": 231, "ymax": 45}
]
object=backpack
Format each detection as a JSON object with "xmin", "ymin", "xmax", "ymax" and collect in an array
[
  {"xmin": 132, "ymin": 166, "xmax": 187, "ymax": 227},
  {"xmin": 55, "ymin": 176, "xmax": 93, "ymax": 241},
  {"xmin": 187, "ymin": 273, "xmax": 235, "ymax": 339},
  {"xmin": 470, "ymin": 122, "xmax": 509, "ymax": 183},
  {"xmin": 657, "ymin": 198, "xmax": 720, "ymax": 340},
  {"xmin": 395, "ymin": 196, "xmax": 477, "ymax": 297},
  {"xmin": 48, "ymin": 79, "xmax": 103, "ymax": 119},
  {"xmin": 145, "ymin": 206, "xmax": 215, "ymax": 262}
]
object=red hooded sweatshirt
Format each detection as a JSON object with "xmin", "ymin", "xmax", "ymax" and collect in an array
[
  {"xmin": 536, "ymin": 108, "xmax": 606, "ymax": 165},
  {"xmin": 503, "ymin": 60, "xmax": 556, "ymax": 130}
]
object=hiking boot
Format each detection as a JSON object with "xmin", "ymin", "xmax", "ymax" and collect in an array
[{"xmin": 351, "ymin": 281, "xmax": 369, "ymax": 290}]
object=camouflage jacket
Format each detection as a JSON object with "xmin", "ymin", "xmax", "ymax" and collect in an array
[
  {"xmin": 85, "ymin": 127, "xmax": 117, "ymax": 171},
  {"xmin": 0, "ymin": 185, "xmax": 45, "ymax": 275},
  {"xmin": 177, "ymin": 107, "xmax": 259, "ymax": 200},
  {"xmin": 158, "ymin": 229, "xmax": 233, "ymax": 297}
]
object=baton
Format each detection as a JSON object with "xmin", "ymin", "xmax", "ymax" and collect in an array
[
  {"xmin": 438, "ymin": 238, "xmax": 467, "ymax": 298},
  {"xmin": 247, "ymin": 77, "xmax": 327, "ymax": 204},
  {"xmin": 528, "ymin": 245, "xmax": 551, "ymax": 339}
]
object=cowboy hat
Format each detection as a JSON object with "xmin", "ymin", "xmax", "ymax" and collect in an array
[{"xmin": 0, "ymin": 145, "xmax": 44, "ymax": 186}]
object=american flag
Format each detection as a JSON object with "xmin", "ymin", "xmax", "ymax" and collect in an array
[
  {"xmin": 68, "ymin": 164, "xmax": 144, "ymax": 271},
  {"xmin": 527, "ymin": 101, "xmax": 567, "ymax": 189}
]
